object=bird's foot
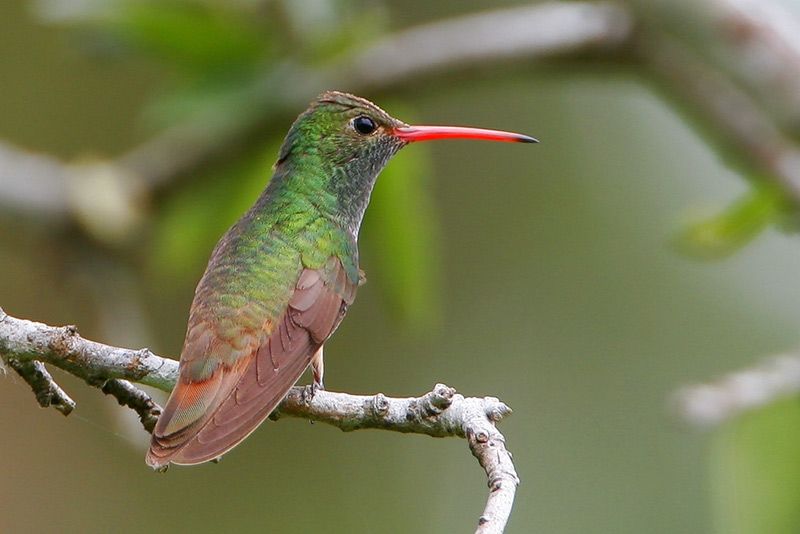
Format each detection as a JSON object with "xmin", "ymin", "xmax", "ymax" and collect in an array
[
  {"xmin": 302, "ymin": 381, "xmax": 324, "ymax": 406},
  {"xmin": 302, "ymin": 381, "xmax": 325, "ymax": 425},
  {"xmin": 211, "ymin": 456, "xmax": 223, "ymax": 464}
]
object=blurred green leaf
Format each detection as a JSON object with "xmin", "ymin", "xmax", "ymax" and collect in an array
[
  {"xmin": 711, "ymin": 398, "xmax": 800, "ymax": 534},
  {"xmin": 362, "ymin": 121, "xmax": 441, "ymax": 332},
  {"xmin": 151, "ymin": 140, "xmax": 280, "ymax": 280},
  {"xmin": 111, "ymin": 1, "xmax": 269, "ymax": 74},
  {"xmin": 143, "ymin": 70, "xmax": 267, "ymax": 126},
  {"xmin": 675, "ymin": 185, "xmax": 787, "ymax": 259}
]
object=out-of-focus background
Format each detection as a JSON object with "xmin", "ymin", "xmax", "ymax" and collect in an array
[{"xmin": 2, "ymin": 1, "xmax": 800, "ymax": 532}]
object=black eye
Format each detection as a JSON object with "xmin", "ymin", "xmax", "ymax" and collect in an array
[{"xmin": 352, "ymin": 116, "xmax": 377, "ymax": 135}]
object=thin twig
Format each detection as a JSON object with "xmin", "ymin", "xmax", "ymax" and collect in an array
[
  {"xmin": 6, "ymin": 359, "xmax": 75, "ymax": 415},
  {"xmin": 99, "ymin": 379, "xmax": 162, "ymax": 433},
  {"xmin": 0, "ymin": 309, "xmax": 517, "ymax": 533}
]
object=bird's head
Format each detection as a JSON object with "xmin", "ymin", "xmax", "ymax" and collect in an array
[
  {"xmin": 273, "ymin": 91, "xmax": 536, "ymax": 235},
  {"xmin": 278, "ymin": 90, "xmax": 536, "ymax": 171}
]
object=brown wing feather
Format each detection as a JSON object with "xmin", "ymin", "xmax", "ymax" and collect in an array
[{"xmin": 146, "ymin": 257, "xmax": 356, "ymax": 468}]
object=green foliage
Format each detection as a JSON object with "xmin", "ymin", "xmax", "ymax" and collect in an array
[
  {"xmin": 110, "ymin": 1, "xmax": 274, "ymax": 125},
  {"xmin": 110, "ymin": 2, "xmax": 270, "ymax": 74},
  {"xmin": 362, "ymin": 137, "xmax": 441, "ymax": 331},
  {"xmin": 711, "ymin": 398, "xmax": 800, "ymax": 534},
  {"xmin": 675, "ymin": 185, "xmax": 787, "ymax": 259},
  {"xmin": 42, "ymin": 0, "xmax": 387, "ymax": 125}
]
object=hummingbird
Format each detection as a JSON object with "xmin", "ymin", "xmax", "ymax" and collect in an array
[{"xmin": 146, "ymin": 91, "xmax": 535, "ymax": 469}]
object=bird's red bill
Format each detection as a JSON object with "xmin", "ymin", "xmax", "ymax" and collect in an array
[{"xmin": 393, "ymin": 125, "xmax": 537, "ymax": 144}]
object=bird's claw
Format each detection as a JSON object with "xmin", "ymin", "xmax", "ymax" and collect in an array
[
  {"xmin": 302, "ymin": 381, "xmax": 324, "ymax": 406},
  {"xmin": 301, "ymin": 384, "xmax": 313, "ymax": 406},
  {"xmin": 303, "ymin": 381, "xmax": 325, "ymax": 425}
]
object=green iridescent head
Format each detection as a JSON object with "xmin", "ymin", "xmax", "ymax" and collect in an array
[
  {"xmin": 270, "ymin": 91, "xmax": 536, "ymax": 236},
  {"xmin": 278, "ymin": 91, "xmax": 408, "ymax": 169},
  {"xmin": 272, "ymin": 92, "xmax": 408, "ymax": 235}
]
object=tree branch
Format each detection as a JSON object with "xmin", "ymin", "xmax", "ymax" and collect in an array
[
  {"xmin": 6, "ymin": 359, "xmax": 75, "ymax": 415},
  {"xmin": 340, "ymin": 1, "xmax": 632, "ymax": 89},
  {"xmin": 712, "ymin": 0, "xmax": 800, "ymax": 127},
  {"xmin": 276, "ymin": 385, "xmax": 518, "ymax": 534},
  {"xmin": 0, "ymin": 140, "xmax": 72, "ymax": 220},
  {"xmin": 0, "ymin": 309, "xmax": 177, "ymax": 390},
  {"xmin": 0, "ymin": 307, "xmax": 517, "ymax": 533},
  {"xmin": 637, "ymin": 33, "xmax": 800, "ymax": 204},
  {"xmin": 674, "ymin": 351, "xmax": 800, "ymax": 427},
  {"xmin": 627, "ymin": 0, "xmax": 800, "ymax": 132},
  {"xmin": 98, "ymin": 379, "xmax": 162, "ymax": 434}
]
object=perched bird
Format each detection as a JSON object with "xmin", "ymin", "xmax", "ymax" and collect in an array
[{"xmin": 146, "ymin": 91, "xmax": 536, "ymax": 469}]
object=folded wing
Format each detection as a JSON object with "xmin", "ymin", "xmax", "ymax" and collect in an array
[{"xmin": 146, "ymin": 256, "xmax": 356, "ymax": 468}]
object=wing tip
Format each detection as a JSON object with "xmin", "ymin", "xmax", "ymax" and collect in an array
[
  {"xmin": 145, "ymin": 448, "xmax": 171, "ymax": 471},
  {"xmin": 145, "ymin": 440, "xmax": 230, "ymax": 469}
]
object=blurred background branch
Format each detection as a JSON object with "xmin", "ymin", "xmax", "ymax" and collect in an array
[
  {"xmin": 0, "ymin": 2, "xmax": 632, "ymax": 234},
  {"xmin": 0, "ymin": 141, "xmax": 73, "ymax": 219},
  {"xmin": 5, "ymin": 0, "xmax": 800, "ymax": 245},
  {"xmin": 675, "ymin": 352, "xmax": 800, "ymax": 427}
]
